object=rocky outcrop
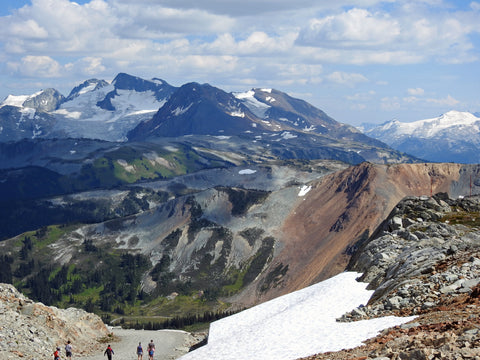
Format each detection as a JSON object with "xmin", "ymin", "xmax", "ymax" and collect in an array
[
  {"xmin": 0, "ymin": 283, "xmax": 110, "ymax": 359},
  {"xmin": 245, "ymin": 163, "xmax": 480, "ymax": 306},
  {"xmin": 300, "ymin": 194, "xmax": 480, "ymax": 359}
]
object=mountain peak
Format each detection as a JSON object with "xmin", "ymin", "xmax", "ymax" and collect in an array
[
  {"xmin": 66, "ymin": 78, "xmax": 109, "ymax": 101},
  {"xmin": 1, "ymin": 88, "xmax": 64, "ymax": 111},
  {"xmin": 365, "ymin": 110, "xmax": 480, "ymax": 163}
]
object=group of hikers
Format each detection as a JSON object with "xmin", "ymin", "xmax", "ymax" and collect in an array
[
  {"xmin": 54, "ymin": 339, "xmax": 156, "ymax": 359},
  {"xmin": 104, "ymin": 339, "xmax": 156, "ymax": 360},
  {"xmin": 136, "ymin": 339, "xmax": 156, "ymax": 360},
  {"xmin": 53, "ymin": 340, "xmax": 72, "ymax": 360}
]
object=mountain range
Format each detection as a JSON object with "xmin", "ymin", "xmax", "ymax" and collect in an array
[
  {"xmin": 2, "ymin": 73, "xmax": 480, "ymax": 345},
  {"xmin": 362, "ymin": 110, "xmax": 480, "ymax": 163},
  {"xmin": 0, "ymin": 73, "xmax": 412, "ymax": 165}
]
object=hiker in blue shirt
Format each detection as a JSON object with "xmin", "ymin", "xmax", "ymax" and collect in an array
[{"xmin": 137, "ymin": 342, "xmax": 143, "ymax": 360}]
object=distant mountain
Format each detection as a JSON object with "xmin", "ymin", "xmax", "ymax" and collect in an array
[
  {"xmin": 0, "ymin": 73, "xmax": 175, "ymax": 141},
  {"xmin": 128, "ymin": 84, "xmax": 384, "ymax": 149},
  {"xmin": 363, "ymin": 111, "xmax": 480, "ymax": 163},
  {"xmin": 126, "ymin": 81, "xmax": 405, "ymax": 164},
  {"xmin": 127, "ymin": 82, "xmax": 265, "ymax": 138},
  {"xmin": 1, "ymin": 73, "xmax": 413, "ymax": 164}
]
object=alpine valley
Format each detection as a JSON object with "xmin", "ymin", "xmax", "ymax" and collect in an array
[{"xmin": 1, "ymin": 73, "xmax": 480, "ymax": 354}]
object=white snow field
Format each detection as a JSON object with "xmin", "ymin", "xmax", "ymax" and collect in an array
[{"xmin": 180, "ymin": 272, "xmax": 415, "ymax": 360}]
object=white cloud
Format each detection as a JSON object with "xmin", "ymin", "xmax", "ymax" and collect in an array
[
  {"xmin": 8, "ymin": 55, "xmax": 62, "ymax": 78},
  {"xmin": 326, "ymin": 71, "xmax": 368, "ymax": 85},
  {"xmin": 381, "ymin": 97, "xmax": 401, "ymax": 111},
  {"xmin": 407, "ymin": 88, "xmax": 425, "ymax": 96},
  {"xmin": 346, "ymin": 90, "xmax": 375, "ymax": 101},
  {"xmin": 297, "ymin": 8, "xmax": 400, "ymax": 48},
  {"xmin": 0, "ymin": 0, "xmax": 478, "ymax": 126},
  {"xmin": 471, "ymin": 2, "xmax": 480, "ymax": 11},
  {"xmin": 425, "ymin": 94, "xmax": 460, "ymax": 106},
  {"xmin": 296, "ymin": 5, "xmax": 480, "ymax": 64},
  {"xmin": 384, "ymin": 93, "xmax": 460, "ymax": 111},
  {"xmin": 76, "ymin": 57, "xmax": 107, "ymax": 76}
]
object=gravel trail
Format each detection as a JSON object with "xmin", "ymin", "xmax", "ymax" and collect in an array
[{"xmin": 77, "ymin": 328, "xmax": 201, "ymax": 360}]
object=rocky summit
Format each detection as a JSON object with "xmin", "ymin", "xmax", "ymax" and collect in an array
[
  {"xmin": 301, "ymin": 194, "xmax": 480, "ymax": 360},
  {"xmin": 0, "ymin": 283, "xmax": 110, "ymax": 359}
]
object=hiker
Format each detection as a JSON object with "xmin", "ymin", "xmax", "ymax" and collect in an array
[
  {"xmin": 147, "ymin": 339, "xmax": 155, "ymax": 360},
  {"xmin": 65, "ymin": 340, "xmax": 73, "ymax": 359},
  {"xmin": 137, "ymin": 341, "xmax": 143, "ymax": 360},
  {"xmin": 104, "ymin": 344, "xmax": 114, "ymax": 360},
  {"xmin": 54, "ymin": 347, "xmax": 61, "ymax": 360}
]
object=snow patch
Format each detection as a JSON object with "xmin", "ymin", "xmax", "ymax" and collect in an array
[
  {"xmin": 117, "ymin": 159, "xmax": 135, "ymax": 173},
  {"xmin": 281, "ymin": 131, "xmax": 297, "ymax": 140},
  {"xmin": 78, "ymin": 83, "xmax": 97, "ymax": 95},
  {"xmin": 230, "ymin": 111, "xmax": 245, "ymax": 117},
  {"xmin": 172, "ymin": 103, "xmax": 193, "ymax": 116},
  {"xmin": 298, "ymin": 185, "xmax": 312, "ymax": 196},
  {"xmin": 234, "ymin": 90, "xmax": 271, "ymax": 118},
  {"xmin": 163, "ymin": 145, "xmax": 178, "ymax": 152},
  {"xmin": 238, "ymin": 169, "xmax": 256, "ymax": 175},
  {"xmin": 1, "ymin": 91, "xmax": 42, "ymax": 108},
  {"xmin": 180, "ymin": 272, "xmax": 415, "ymax": 360},
  {"xmin": 20, "ymin": 108, "xmax": 36, "ymax": 120},
  {"xmin": 54, "ymin": 108, "xmax": 82, "ymax": 119}
]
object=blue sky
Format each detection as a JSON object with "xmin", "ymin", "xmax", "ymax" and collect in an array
[{"xmin": 1, "ymin": 0, "xmax": 479, "ymax": 126}]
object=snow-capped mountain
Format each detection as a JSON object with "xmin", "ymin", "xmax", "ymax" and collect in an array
[
  {"xmin": 0, "ymin": 73, "xmax": 175, "ymax": 142},
  {"xmin": 0, "ymin": 73, "xmax": 411, "ymax": 165},
  {"xmin": 363, "ymin": 111, "xmax": 480, "ymax": 163},
  {"xmin": 127, "ymin": 81, "xmax": 383, "ymax": 151}
]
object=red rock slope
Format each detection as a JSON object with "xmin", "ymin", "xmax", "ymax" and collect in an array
[{"xmin": 242, "ymin": 162, "xmax": 480, "ymax": 305}]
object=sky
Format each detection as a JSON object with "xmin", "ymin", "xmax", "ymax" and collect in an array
[
  {"xmin": 179, "ymin": 271, "xmax": 416, "ymax": 360},
  {"xmin": 1, "ymin": 0, "xmax": 480, "ymax": 126}
]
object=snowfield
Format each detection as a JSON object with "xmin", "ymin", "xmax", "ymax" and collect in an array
[{"xmin": 180, "ymin": 272, "xmax": 415, "ymax": 360}]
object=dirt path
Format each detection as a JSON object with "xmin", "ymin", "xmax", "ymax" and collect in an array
[{"xmin": 77, "ymin": 328, "xmax": 202, "ymax": 360}]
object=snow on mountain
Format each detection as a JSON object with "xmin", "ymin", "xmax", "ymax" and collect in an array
[
  {"xmin": 364, "ymin": 111, "xmax": 480, "ymax": 163},
  {"xmin": 234, "ymin": 90, "xmax": 271, "ymax": 118},
  {"xmin": 54, "ymin": 86, "xmax": 167, "ymax": 141},
  {"xmin": 180, "ymin": 272, "xmax": 415, "ymax": 360},
  {"xmin": 370, "ymin": 111, "xmax": 480, "ymax": 139},
  {"xmin": 0, "ymin": 74, "xmax": 175, "ymax": 142},
  {"xmin": 1, "ymin": 92, "xmax": 42, "ymax": 108}
]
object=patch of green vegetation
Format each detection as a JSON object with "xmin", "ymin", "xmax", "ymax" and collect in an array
[
  {"xmin": 222, "ymin": 236, "xmax": 275, "ymax": 296},
  {"xmin": 222, "ymin": 267, "xmax": 246, "ymax": 295},
  {"xmin": 441, "ymin": 211, "xmax": 480, "ymax": 227}
]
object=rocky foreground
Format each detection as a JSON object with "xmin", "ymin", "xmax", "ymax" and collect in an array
[
  {"xmin": 0, "ymin": 284, "xmax": 110, "ymax": 359},
  {"xmin": 301, "ymin": 194, "xmax": 480, "ymax": 360}
]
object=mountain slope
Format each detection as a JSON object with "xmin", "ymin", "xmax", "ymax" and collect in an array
[
  {"xmin": 302, "ymin": 193, "xmax": 480, "ymax": 359},
  {"xmin": 364, "ymin": 111, "xmax": 480, "ymax": 163},
  {"xmin": 234, "ymin": 162, "xmax": 480, "ymax": 306},
  {"xmin": 0, "ymin": 73, "xmax": 176, "ymax": 142},
  {"xmin": 3, "ymin": 161, "xmax": 479, "ymax": 320},
  {"xmin": 127, "ymin": 82, "xmax": 265, "ymax": 139}
]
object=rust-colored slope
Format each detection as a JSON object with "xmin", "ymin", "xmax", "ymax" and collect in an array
[{"xmin": 246, "ymin": 162, "xmax": 472, "ymax": 305}]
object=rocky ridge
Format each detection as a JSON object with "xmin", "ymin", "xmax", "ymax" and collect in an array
[
  {"xmin": 0, "ymin": 283, "xmax": 110, "ymax": 359},
  {"xmin": 301, "ymin": 194, "xmax": 480, "ymax": 359}
]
